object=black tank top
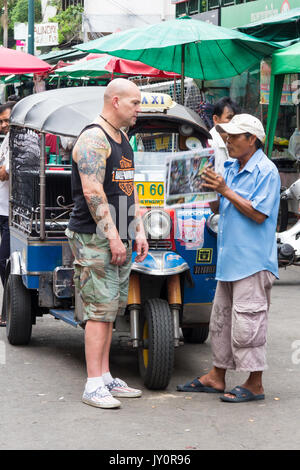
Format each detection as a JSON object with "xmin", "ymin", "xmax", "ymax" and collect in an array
[{"xmin": 68, "ymin": 123, "xmax": 135, "ymax": 239}]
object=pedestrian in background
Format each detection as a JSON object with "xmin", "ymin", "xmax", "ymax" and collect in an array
[
  {"xmin": 208, "ymin": 97, "xmax": 240, "ymax": 175},
  {"xmin": 0, "ymin": 101, "xmax": 16, "ymax": 326}
]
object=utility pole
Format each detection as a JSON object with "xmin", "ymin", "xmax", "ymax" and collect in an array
[
  {"xmin": 3, "ymin": 0, "xmax": 8, "ymax": 47},
  {"xmin": 28, "ymin": 0, "xmax": 35, "ymax": 55}
]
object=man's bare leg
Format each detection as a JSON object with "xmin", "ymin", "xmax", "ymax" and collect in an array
[
  {"xmin": 101, "ymin": 322, "xmax": 113, "ymax": 375},
  {"xmin": 85, "ymin": 320, "xmax": 110, "ymax": 377}
]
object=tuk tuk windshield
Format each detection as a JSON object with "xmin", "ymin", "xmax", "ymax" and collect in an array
[{"xmin": 134, "ymin": 151, "xmax": 167, "ymax": 183}]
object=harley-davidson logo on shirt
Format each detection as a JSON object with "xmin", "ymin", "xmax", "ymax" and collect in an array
[{"xmin": 112, "ymin": 156, "xmax": 134, "ymax": 196}]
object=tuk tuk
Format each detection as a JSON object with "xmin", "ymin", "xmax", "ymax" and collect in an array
[{"xmin": 4, "ymin": 86, "xmax": 218, "ymax": 390}]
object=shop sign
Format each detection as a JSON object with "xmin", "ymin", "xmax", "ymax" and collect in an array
[
  {"xmin": 14, "ymin": 22, "xmax": 58, "ymax": 47},
  {"xmin": 34, "ymin": 23, "xmax": 59, "ymax": 47},
  {"xmin": 221, "ymin": 0, "xmax": 298, "ymax": 28}
]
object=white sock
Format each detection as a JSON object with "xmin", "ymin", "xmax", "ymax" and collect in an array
[
  {"xmin": 102, "ymin": 372, "xmax": 114, "ymax": 385},
  {"xmin": 85, "ymin": 376, "xmax": 104, "ymax": 393}
]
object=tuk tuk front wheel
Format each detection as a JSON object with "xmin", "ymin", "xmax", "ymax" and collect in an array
[
  {"xmin": 138, "ymin": 298, "xmax": 174, "ymax": 390},
  {"xmin": 6, "ymin": 274, "xmax": 32, "ymax": 345},
  {"xmin": 182, "ymin": 324, "xmax": 209, "ymax": 344}
]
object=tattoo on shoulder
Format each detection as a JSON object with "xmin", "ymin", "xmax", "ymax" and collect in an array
[{"xmin": 76, "ymin": 128, "xmax": 110, "ymax": 183}]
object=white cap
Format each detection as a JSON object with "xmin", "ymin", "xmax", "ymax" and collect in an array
[{"xmin": 216, "ymin": 114, "xmax": 265, "ymax": 143}]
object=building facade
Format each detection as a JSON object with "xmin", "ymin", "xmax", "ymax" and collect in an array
[
  {"xmin": 174, "ymin": 0, "xmax": 300, "ymax": 27},
  {"xmin": 83, "ymin": 0, "xmax": 175, "ymax": 39}
]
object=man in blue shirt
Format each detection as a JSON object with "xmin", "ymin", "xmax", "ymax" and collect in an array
[{"xmin": 177, "ymin": 114, "xmax": 280, "ymax": 403}]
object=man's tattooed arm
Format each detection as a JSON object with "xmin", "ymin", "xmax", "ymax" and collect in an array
[{"xmin": 73, "ymin": 128, "xmax": 119, "ymax": 240}]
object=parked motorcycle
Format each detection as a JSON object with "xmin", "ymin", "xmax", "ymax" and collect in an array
[{"xmin": 277, "ymin": 178, "xmax": 300, "ymax": 267}]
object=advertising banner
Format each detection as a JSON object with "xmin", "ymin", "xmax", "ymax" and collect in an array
[{"xmin": 260, "ymin": 59, "xmax": 298, "ymax": 105}]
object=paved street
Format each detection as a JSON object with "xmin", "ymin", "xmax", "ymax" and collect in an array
[{"xmin": 0, "ymin": 266, "xmax": 299, "ymax": 450}]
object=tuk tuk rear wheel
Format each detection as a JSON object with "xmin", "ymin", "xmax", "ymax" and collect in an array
[
  {"xmin": 182, "ymin": 324, "xmax": 209, "ymax": 344},
  {"xmin": 6, "ymin": 274, "xmax": 32, "ymax": 345},
  {"xmin": 138, "ymin": 298, "xmax": 174, "ymax": 390}
]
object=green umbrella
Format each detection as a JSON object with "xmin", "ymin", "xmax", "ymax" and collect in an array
[
  {"xmin": 237, "ymin": 8, "xmax": 300, "ymax": 44},
  {"xmin": 54, "ymin": 55, "xmax": 120, "ymax": 78},
  {"xmin": 39, "ymin": 48, "xmax": 88, "ymax": 64},
  {"xmin": 75, "ymin": 16, "xmax": 279, "ymax": 103}
]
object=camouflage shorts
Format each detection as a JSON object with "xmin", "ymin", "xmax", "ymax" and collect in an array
[{"xmin": 65, "ymin": 228, "xmax": 132, "ymax": 323}]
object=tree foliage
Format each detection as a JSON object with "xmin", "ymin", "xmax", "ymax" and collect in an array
[
  {"xmin": 49, "ymin": 3, "xmax": 83, "ymax": 45},
  {"xmin": 11, "ymin": 0, "xmax": 42, "ymax": 26},
  {"xmin": 0, "ymin": 0, "xmax": 18, "ymax": 44}
]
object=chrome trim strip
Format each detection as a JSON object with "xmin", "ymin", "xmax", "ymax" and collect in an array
[
  {"xmin": 131, "ymin": 262, "xmax": 189, "ymax": 276},
  {"xmin": 10, "ymin": 251, "xmax": 23, "ymax": 275},
  {"xmin": 10, "ymin": 227, "xmax": 69, "ymax": 246}
]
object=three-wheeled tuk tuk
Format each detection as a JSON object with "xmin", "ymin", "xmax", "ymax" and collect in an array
[{"xmin": 3, "ymin": 86, "xmax": 218, "ymax": 390}]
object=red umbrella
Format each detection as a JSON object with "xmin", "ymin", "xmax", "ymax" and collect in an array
[
  {"xmin": 106, "ymin": 56, "xmax": 181, "ymax": 78},
  {"xmin": 0, "ymin": 46, "xmax": 51, "ymax": 75}
]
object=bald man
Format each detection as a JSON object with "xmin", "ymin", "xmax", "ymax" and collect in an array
[{"xmin": 66, "ymin": 79, "xmax": 148, "ymax": 409}]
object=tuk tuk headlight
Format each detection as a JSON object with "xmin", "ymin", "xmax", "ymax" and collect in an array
[
  {"xmin": 143, "ymin": 209, "xmax": 171, "ymax": 239},
  {"xmin": 206, "ymin": 213, "xmax": 219, "ymax": 235}
]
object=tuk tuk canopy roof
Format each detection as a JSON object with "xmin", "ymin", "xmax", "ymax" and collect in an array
[
  {"xmin": 265, "ymin": 42, "xmax": 300, "ymax": 157},
  {"xmin": 10, "ymin": 87, "xmax": 106, "ymax": 137},
  {"xmin": 10, "ymin": 86, "xmax": 210, "ymax": 139}
]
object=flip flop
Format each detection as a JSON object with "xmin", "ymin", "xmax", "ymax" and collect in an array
[
  {"xmin": 177, "ymin": 378, "xmax": 224, "ymax": 393},
  {"xmin": 220, "ymin": 386, "xmax": 265, "ymax": 403},
  {"xmin": 0, "ymin": 319, "xmax": 6, "ymax": 327}
]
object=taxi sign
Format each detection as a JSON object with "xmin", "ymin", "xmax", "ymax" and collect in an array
[
  {"xmin": 140, "ymin": 92, "xmax": 175, "ymax": 113},
  {"xmin": 135, "ymin": 181, "xmax": 164, "ymax": 206}
]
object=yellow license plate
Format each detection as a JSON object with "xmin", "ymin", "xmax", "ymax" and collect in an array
[{"xmin": 135, "ymin": 182, "xmax": 164, "ymax": 206}]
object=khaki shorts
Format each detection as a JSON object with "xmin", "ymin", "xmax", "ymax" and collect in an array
[
  {"xmin": 66, "ymin": 228, "xmax": 132, "ymax": 323},
  {"xmin": 210, "ymin": 270, "xmax": 276, "ymax": 372}
]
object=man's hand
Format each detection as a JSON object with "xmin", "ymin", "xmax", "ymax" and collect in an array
[
  {"xmin": 133, "ymin": 187, "xmax": 149, "ymax": 263},
  {"xmin": 201, "ymin": 167, "xmax": 228, "ymax": 195},
  {"xmin": 202, "ymin": 167, "xmax": 266, "ymax": 224},
  {"xmin": 135, "ymin": 236, "xmax": 148, "ymax": 263},
  {"xmin": 0, "ymin": 166, "xmax": 8, "ymax": 182},
  {"xmin": 109, "ymin": 237, "xmax": 127, "ymax": 266}
]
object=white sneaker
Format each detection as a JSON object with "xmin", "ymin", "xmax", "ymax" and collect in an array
[
  {"xmin": 106, "ymin": 378, "xmax": 142, "ymax": 398},
  {"xmin": 82, "ymin": 385, "xmax": 121, "ymax": 409}
]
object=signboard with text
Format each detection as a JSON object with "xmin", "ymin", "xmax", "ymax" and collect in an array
[
  {"xmin": 35, "ymin": 23, "xmax": 59, "ymax": 47},
  {"xmin": 221, "ymin": 0, "xmax": 299, "ymax": 28},
  {"xmin": 14, "ymin": 22, "xmax": 58, "ymax": 47}
]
